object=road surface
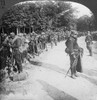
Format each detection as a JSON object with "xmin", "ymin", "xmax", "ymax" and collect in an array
[{"xmin": 1, "ymin": 36, "xmax": 97, "ymax": 100}]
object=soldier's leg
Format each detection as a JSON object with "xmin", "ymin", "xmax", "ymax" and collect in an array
[
  {"xmin": 16, "ymin": 61, "xmax": 22, "ymax": 73},
  {"xmin": 74, "ymin": 58, "xmax": 78, "ymax": 77},
  {"xmin": 90, "ymin": 49, "xmax": 92, "ymax": 56},
  {"xmin": 70, "ymin": 55, "xmax": 75, "ymax": 78},
  {"xmin": 14, "ymin": 51, "xmax": 23, "ymax": 73},
  {"xmin": 45, "ymin": 43, "xmax": 48, "ymax": 51},
  {"xmin": 89, "ymin": 46, "xmax": 92, "ymax": 56},
  {"xmin": 51, "ymin": 41, "xmax": 53, "ymax": 48},
  {"xmin": 31, "ymin": 45, "xmax": 35, "ymax": 58},
  {"xmin": 55, "ymin": 40, "xmax": 57, "ymax": 46}
]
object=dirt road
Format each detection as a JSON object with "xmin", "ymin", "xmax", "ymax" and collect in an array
[{"xmin": 1, "ymin": 36, "xmax": 97, "ymax": 100}]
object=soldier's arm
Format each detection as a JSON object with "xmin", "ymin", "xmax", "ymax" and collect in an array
[{"xmin": 12, "ymin": 38, "xmax": 22, "ymax": 48}]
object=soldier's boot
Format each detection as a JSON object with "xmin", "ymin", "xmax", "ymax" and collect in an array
[
  {"xmin": 16, "ymin": 62, "xmax": 23, "ymax": 73},
  {"xmin": 74, "ymin": 66, "xmax": 79, "ymax": 77},
  {"xmin": 74, "ymin": 72, "xmax": 79, "ymax": 77},
  {"xmin": 55, "ymin": 42, "xmax": 57, "ymax": 46},
  {"xmin": 71, "ymin": 68, "xmax": 76, "ymax": 79},
  {"xmin": 45, "ymin": 46, "xmax": 48, "ymax": 51}
]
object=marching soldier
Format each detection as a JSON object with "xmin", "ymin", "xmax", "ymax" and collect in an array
[
  {"xmin": 28, "ymin": 33, "xmax": 35, "ymax": 58},
  {"xmin": 85, "ymin": 31, "xmax": 93, "ymax": 56},
  {"xmin": 65, "ymin": 30, "xmax": 83, "ymax": 79},
  {"xmin": 41, "ymin": 32, "xmax": 48, "ymax": 51}
]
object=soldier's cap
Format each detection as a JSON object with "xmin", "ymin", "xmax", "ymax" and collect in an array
[
  {"xmin": 18, "ymin": 33, "xmax": 23, "ymax": 37},
  {"xmin": 10, "ymin": 32, "xmax": 15, "ymax": 37}
]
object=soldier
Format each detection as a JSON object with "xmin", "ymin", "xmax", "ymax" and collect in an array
[
  {"xmin": 49, "ymin": 33, "xmax": 54, "ymax": 48},
  {"xmin": 85, "ymin": 31, "xmax": 93, "ymax": 56},
  {"xmin": 65, "ymin": 30, "xmax": 83, "ymax": 79},
  {"xmin": 10, "ymin": 32, "xmax": 23, "ymax": 73},
  {"xmin": 0, "ymin": 33, "xmax": 11, "ymax": 70},
  {"xmin": 28, "ymin": 33, "xmax": 36, "ymax": 58},
  {"xmin": 41, "ymin": 32, "xmax": 48, "ymax": 51},
  {"xmin": 53, "ymin": 33, "xmax": 57, "ymax": 46}
]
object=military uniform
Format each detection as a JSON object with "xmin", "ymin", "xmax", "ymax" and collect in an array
[
  {"xmin": 85, "ymin": 33, "xmax": 93, "ymax": 56},
  {"xmin": 65, "ymin": 30, "xmax": 83, "ymax": 78},
  {"xmin": 53, "ymin": 34, "xmax": 57, "ymax": 46},
  {"xmin": 0, "ymin": 35, "xmax": 11, "ymax": 70},
  {"xmin": 11, "ymin": 35, "xmax": 23, "ymax": 73},
  {"xmin": 28, "ymin": 34, "xmax": 36, "ymax": 58}
]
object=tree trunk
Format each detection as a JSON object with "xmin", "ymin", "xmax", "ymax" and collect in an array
[
  {"xmin": 2, "ymin": 27, "xmax": 4, "ymax": 33},
  {"xmin": 16, "ymin": 27, "xmax": 19, "ymax": 35},
  {"xmin": 31, "ymin": 27, "xmax": 32, "ymax": 33},
  {"xmin": 29, "ymin": 27, "xmax": 31, "ymax": 33},
  {"xmin": 24, "ymin": 27, "xmax": 25, "ymax": 33}
]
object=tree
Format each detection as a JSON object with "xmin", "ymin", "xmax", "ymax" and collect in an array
[
  {"xmin": 1, "ymin": 1, "xmax": 77, "ymax": 34},
  {"xmin": 77, "ymin": 14, "xmax": 95, "ymax": 32}
]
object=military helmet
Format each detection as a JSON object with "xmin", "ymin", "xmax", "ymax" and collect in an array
[{"xmin": 10, "ymin": 32, "xmax": 15, "ymax": 38}]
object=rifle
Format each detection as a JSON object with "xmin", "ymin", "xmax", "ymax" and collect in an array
[
  {"xmin": 65, "ymin": 66, "xmax": 71, "ymax": 78},
  {"xmin": 65, "ymin": 53, "xmax": 78, "ymax": 78}
]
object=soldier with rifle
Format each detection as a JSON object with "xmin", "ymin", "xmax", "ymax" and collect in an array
[{"xmin": 65, "ymin": 30, "xmax": 83, "ymax": 79}]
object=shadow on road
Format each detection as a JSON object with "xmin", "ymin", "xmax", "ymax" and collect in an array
[
  {"xmin": 29, "ymin": 59, "xmax": 97, "ymax": 86},
  {"xmin": 29, "ymin": 60, "xmax": 67, "ymax": 75},
  {"xmin": 38, "ymin": 80, "xmax": 78, "ymax": 100}
]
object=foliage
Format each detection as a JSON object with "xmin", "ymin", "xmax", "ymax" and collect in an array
[
  {"xmin": 1, "ymin": 1, "xmax": 76, "ymax": 33},
  {"xmin": 77, "ymin": 14, "xmax": 95, "ymax": 32}
]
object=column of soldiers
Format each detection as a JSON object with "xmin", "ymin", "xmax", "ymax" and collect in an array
[
  {"xmin": 0, "ymin": 32, "xmax": 23, "ymax": 76},
  {"xmin": 0, "ymin": 29, "xmax": 93, "ymax": 80},
  {"xmin": 0, "ymin": 30, "xmax": 60, "ymax": 78}
]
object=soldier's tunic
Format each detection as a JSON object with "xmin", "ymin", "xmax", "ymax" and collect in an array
[
  {"xmin": 11, "ymin": 36, "xmax": 23, "ymax": 73},
  {"xmin": 65, "ymin": 36, "xmax": 82, "ymax": 77}
]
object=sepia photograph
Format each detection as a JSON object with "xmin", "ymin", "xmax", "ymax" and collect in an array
[{"xmin": 0, "ymin": 0, "xmax": 97, "ymax": 100}]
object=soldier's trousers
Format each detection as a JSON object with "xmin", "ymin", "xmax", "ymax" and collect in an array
[
  {"xmin": 69, "ymin": 54, "xmax": 78, "ymax": 76},
  {"xmin": 86, "ymin": 44, "xmax": 92, "ymax": 56},
  {"xmin": 13, "ymin": 49, "xmax": 22, "ymax": 73}
]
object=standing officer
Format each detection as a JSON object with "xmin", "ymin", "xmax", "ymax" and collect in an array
[
  {"xmin": 85, "ymin": 31, "xmax": 93, "ymax": 56},
  {"xmin": 65, "ymin": 30, "xmax": 83, "ymax": 79}
]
